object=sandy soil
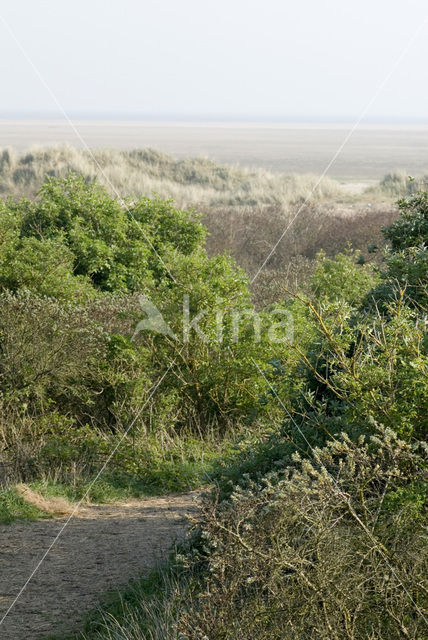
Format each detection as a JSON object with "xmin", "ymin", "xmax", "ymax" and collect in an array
[
  {"xmin": 1, "ymin": 121, "xmax": 428, "ymax": 179},
  {"xmin": 0, "ymin": 493, "xmax": 199, "ymax": 639},
  {"xmin": 339, "ymin": 181, "xmax": 374, "ymax": 195}
]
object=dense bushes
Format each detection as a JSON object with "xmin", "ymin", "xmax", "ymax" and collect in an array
[
  {"xmin": 179, "ymin": 431, "xmax": 426, "ymax": 640},
  {"xmin": 2, "ymin": 173, "xmax": 206, "ymax": 295},
  {"xmin": 377, "ymin": 190, "xmax": 428, "ymax": 306},
  {"xmin": 89, "ymin": 189, "xmax": 427, "ymax": 640},
  {"xmin": 0, "ymin": 146, "xmax": 400, "ymax": 302},
  {"xmin": 173, "ymin": 189, "xmax": 427, "ymax": 640},
  {"xmin": 0, "ymin": 168, "xmax": 426, "ymax": 637},
  {"xmin": 215, "ymin": 198, "xmax": 427, "ymax": 488},
  {"xmin": 0, "ymin": 175, "xmax": 286, "ymax": 493}
]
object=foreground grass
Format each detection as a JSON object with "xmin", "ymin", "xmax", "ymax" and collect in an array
[
  {"xmin": 0, "ymin": 433, "xmax": 240, "ymax": 523},
  {"xmin": 32, "ymin": 433, "xmax": 231, "ymax": 499},
  {"xmin": 28, "ymin": 455, "xmax": 212, "ymax": 505},
  {"xmin": 0, "ymin": 488, "xmax": 50, "ymax": 524}
]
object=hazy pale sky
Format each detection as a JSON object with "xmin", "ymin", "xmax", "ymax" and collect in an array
[{"xmin": 1, "ymin": 0, "xmax": 427, "ymax": 121}]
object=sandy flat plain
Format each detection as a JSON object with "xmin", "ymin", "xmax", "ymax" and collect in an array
[{"xmin": 0, "ymin": 121, "xmax": 427, "ymax": 179}]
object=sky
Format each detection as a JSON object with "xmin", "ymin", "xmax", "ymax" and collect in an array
[{"xmin": 0, "ymin": 0, "xmax": 428, "ymax": 122}]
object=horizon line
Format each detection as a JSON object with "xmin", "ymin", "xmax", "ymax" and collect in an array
[{"xmin": 1, "ymin": 111, "xmax": 428, "ymax": 125}]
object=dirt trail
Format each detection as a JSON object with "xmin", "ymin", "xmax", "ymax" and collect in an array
[{"xmin": 0, "ymin": 492, "xmax": 199, "ymax": 639}]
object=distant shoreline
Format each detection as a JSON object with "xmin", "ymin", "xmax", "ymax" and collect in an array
[
  {"xmin": 2, "ymin": 119, "xmax": 428, "ymax": 129},
  {"xmin": 1, "ymin": 120, "xmax": 427, "ymax": 179}
]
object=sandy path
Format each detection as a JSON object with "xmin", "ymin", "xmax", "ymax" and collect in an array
[{"xmin": 0, "ymin": 493, "xmax": 199, "ymax": 639}]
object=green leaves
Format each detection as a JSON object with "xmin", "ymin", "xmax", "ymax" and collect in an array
[
  {"xmin": 0, "ymin": 235, "xmax": 93, "ymax": 301},
  {"xmin": 0, "ymin": 174, "xmax": 207, "ymax": 297},
  {"xmin": 386, "ymin": 190, "xmax": 428, "ymax": 251},
  {"xmin": 311, "ymin": 248, "xmax": 380, "ymax": 306}
]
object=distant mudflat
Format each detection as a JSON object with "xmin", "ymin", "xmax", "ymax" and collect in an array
[{"xmin": 1, "ymin": 120, "xmax": 427, "ymax": 179}]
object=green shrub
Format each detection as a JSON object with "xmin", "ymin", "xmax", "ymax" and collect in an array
[
  {"xmin": 0, "ymin": 291, "xmax": 106, "ymax": 411},
  {"xmin": 213, "ymin": 202, "xmax": 427, "ymax": 493},
  {"xmin": 311, "ymin": 248, "xmax": 380, "ymax": 305},
  {"xmin": 12, "ymin": 174, "xmax": 205, "ymax": 294},
  {"xmin": 65, "ymin": 189, "xmax": 428, "ymax": 640},
  {"xmin": 0, "ymin": 236, "xmax": 93, "ymax": 301},
  {"xmin": 370, "ymin": 190, "xmax": 428, "ymax": 307},
  {"xmin": 0, "ymin": 176, "xmax": 276, "ymax": 441},
  {"xmin": 385, "ymin": 190, "xmax": 428, "ymax": 250},
  {"xmin": 179, "ymin": 430, "xmax": 427, "ymax": 640}
]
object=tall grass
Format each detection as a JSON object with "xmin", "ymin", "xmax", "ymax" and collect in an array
[
  {"xmin": 78, "ymin": 564, "xmax": 192, "ymax": 640},
  {"xmin": 0, "ymin": 145, "xmax": 343, "ymax": 207},
  {"xmin": 365, "ymin": 170, "xmax": 428, "ymax": 198}
]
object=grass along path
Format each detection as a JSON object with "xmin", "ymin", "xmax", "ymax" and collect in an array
[{"xmin": 0, "ymin": 491, "xmax": 199, "ymax": 640}]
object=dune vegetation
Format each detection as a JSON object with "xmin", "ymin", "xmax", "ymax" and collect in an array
[
  {"xmin": 0, "ymin": 145, "xmax": 402, "ymax": 284},
  {"xmin": 0, "ymin": 145, "xmax": 344, "ymax": 206},
  {"xmin": 77, "ymin": 182, "xmax": 427, "ymax": 640},
  {"xmin": 0, "ymin": 150, "xmax": 426, "ymax": 638}
]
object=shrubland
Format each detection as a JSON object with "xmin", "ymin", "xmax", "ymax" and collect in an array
[
  {"xmin": 0, "ymin": 173, "xmax": 288, "ymax": 505},
  {"xmin": 0, "ymin": 154, "xmax": 425, "ymax": 638},
  {"xmin": 0, "ymin": 146, "xmax": 401, "ymax": 285},
  {"xmin": 77, "ymin": 187, "xmax": 427, "ymax": 640}
]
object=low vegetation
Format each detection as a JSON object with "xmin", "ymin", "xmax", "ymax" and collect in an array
[
  {"xmin": 0, "ymin": 144, "xmax": 403, "ymax": 288},
  {"xmin": 366, "ymin": 170, "xmax": 428, "ymax": 198},
  {"xmin": 76, "ymin": 188, "xmax": 426, "ymax": 640},
  {"xmin": 0, "ymin": 153, "xmax": 426, "ymax": 638},
  {"xmin": 0, "ymin": 145, "xmax": 342, "ymax": 206},
  {"xmin": 0, "ymin": 487, "xmax": 49, "ymax": 524}
]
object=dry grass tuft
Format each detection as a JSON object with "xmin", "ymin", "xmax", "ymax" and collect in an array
[{"xmin": 15, "ymin": 484, "xmax": 73, "ymax": 515}]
